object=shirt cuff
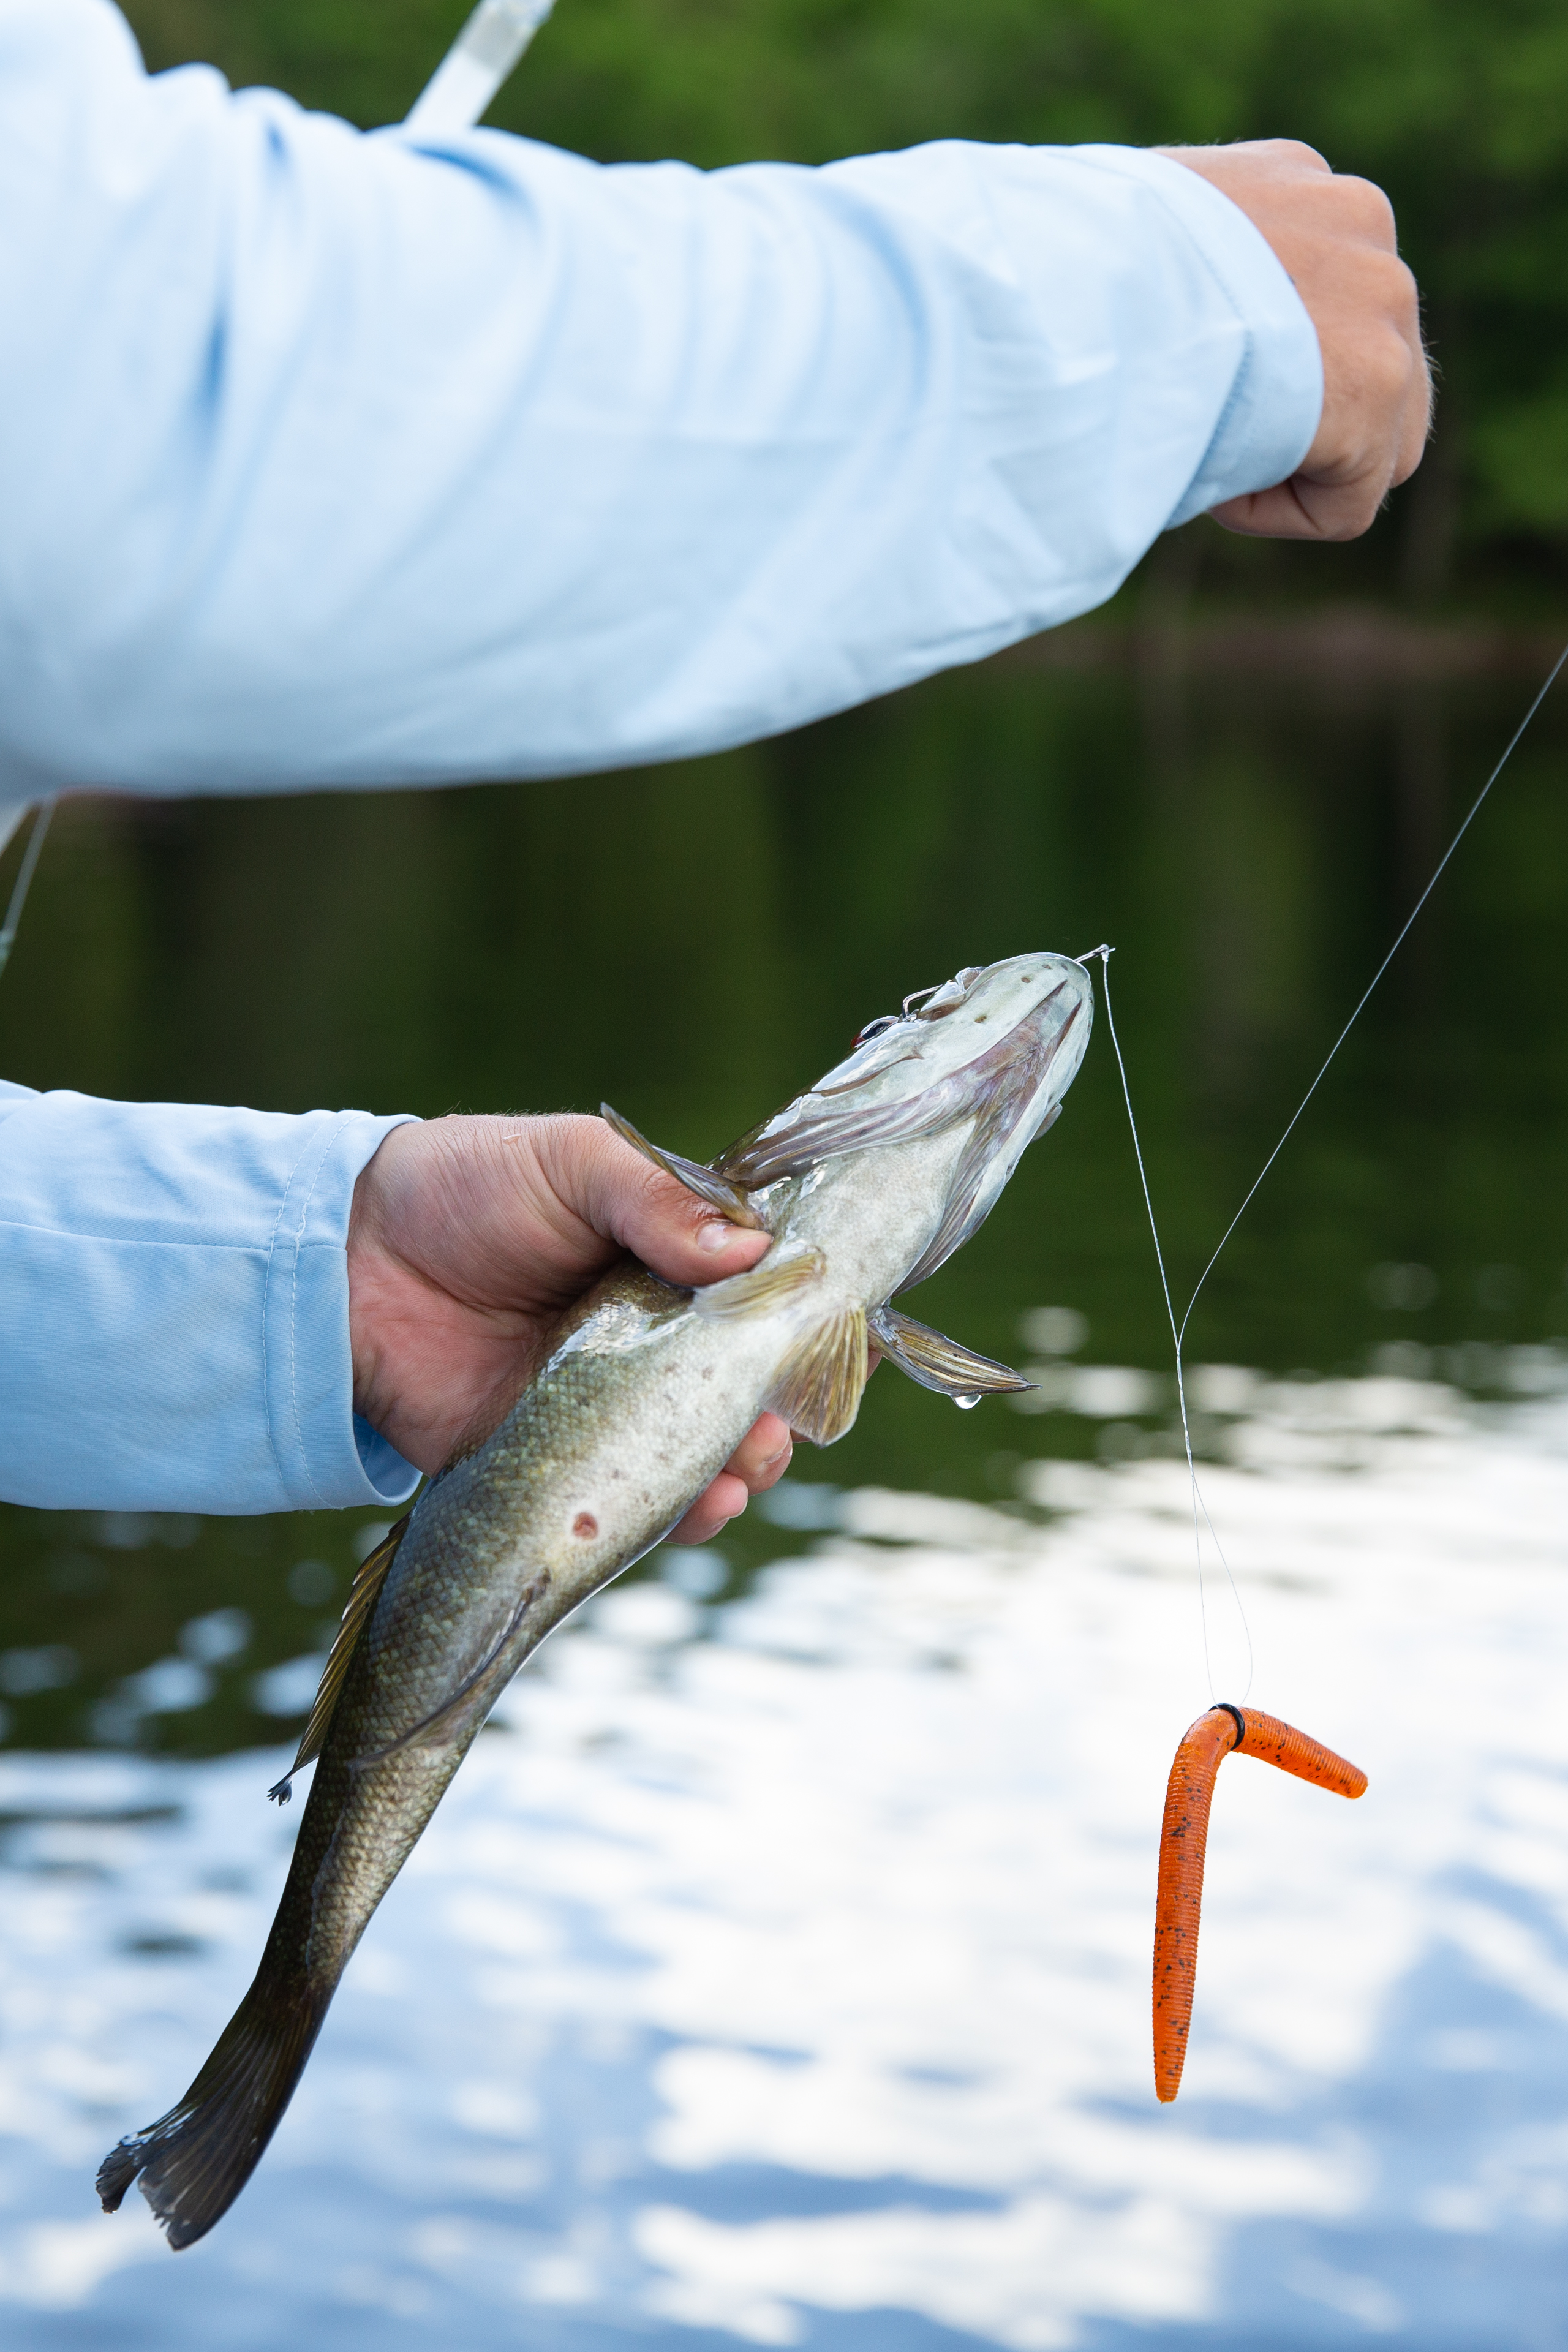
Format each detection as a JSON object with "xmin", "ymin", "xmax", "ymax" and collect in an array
[
  {"xmin": 1072, "ymin": 147, "xmax": 1324, "ymax": 527},
  {"xmin": 0, "ymin": 1093, "xmax": 423, "ymax": 1513},
  {"xmin": 263, "ymin": 1109, "xmax": 423, "ymax": 1510}
]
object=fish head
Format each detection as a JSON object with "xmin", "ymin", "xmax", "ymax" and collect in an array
[
  {"xmin": 715, "ymin": 953, "xmax": 1093, "ymax": 1282},
  {"xmin": 884, "ymin": 951, "xmax": 1092, "ymax": 1095}
]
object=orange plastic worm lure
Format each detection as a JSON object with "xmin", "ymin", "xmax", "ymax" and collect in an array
[{"xmin": 1152, "ymin": 1704, "xmax": 1368, "ymax": 2103}]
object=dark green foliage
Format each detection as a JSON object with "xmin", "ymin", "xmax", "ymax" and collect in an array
[{"xmin": 117, "ymin": 0, "xmax": 1568, "ymax": 576}]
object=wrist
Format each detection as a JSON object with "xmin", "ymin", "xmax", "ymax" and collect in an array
[{"xmin": 346, "ymin": 1120, "xmax": 424, "ymax": 1430}]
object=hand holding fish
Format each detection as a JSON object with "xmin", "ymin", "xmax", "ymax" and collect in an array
[
  {"xmin": 348, "ymin": 1112, "xmax": 793, "ymax": 1541},
  {"xmin": 1161, "ymin": 139, "xmax": 1431, "ymax": 541}
]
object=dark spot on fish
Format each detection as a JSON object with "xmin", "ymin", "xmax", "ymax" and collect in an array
[{"xmin": 573, "ymin": 1512, "xmax": 598, "ymax": 1540}]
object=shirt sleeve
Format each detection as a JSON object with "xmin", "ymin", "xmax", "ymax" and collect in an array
[
  {"xmin": 0, "ymin": 0, "xmax": 1322, "ymax": 810},
  {"xmin": 0, "ymin": 1083, "xmax": 421, "ymax": 1512}
]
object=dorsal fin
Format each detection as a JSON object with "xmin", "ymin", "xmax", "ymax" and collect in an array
[
  {"xmin": 600, "ymin": 1104, "xmax": 764, "ymax": 1228},
  {"xmin": 267, "ymin": 1513, "xmax": 409, "ymax": 1803},
  {"xmin": 868, "ymin": 1305, "xmax": 1034, "ymax": 1400},
  {"xmin": 764, "ymin": 1304, "xmax": 869, "ymax": 1446}
]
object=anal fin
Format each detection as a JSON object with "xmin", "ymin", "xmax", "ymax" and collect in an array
[
  {"xmin": 601, "ymin": 1104, "xmax": 764, "ymax": 1229},
  {"xmin": 268, "ymin": 1512, "xmax": 409, "ymax": 1803},
  {"xmin": 765, "ymin": 1304, "xmax": 869, "ymax": 1446},
  {"xmin": 869, "ymin": 1305, "xmax": 1034, "ymax": 1402}
]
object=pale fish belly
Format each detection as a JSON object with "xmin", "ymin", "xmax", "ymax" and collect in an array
[{"xmin": 778, "ymin": 1126, "xmax": 973, "ymax": 1296}]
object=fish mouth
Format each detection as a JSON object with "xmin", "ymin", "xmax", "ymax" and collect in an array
[
  {"xmin": 853, "ymin": 955, "xmax": 1080, "ymax": 1049},
  {"xmin": 859, "ymin": 953, "xmax": 1095, "ymax": 1114}
]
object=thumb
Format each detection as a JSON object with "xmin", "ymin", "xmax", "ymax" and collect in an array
[{"xmin": 532, "ymin": 1115, "xmax": 772, "ymax": 1289}]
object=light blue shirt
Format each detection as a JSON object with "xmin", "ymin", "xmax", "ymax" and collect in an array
[{"xmin": 0, "ymin": 0, "xmax": 1322, "ymax": 1511}]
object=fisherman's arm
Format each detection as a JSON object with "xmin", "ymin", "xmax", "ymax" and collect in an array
[
  {"xmin": 0, "ymin": 1082, "xmax": 419, "ymax": 1512},
  {"xmin": 0, "ymin": 1085, "xmax": 783, "ymax": 1530},
  {"xmin": 0, "ymin": 0, "xmax": 1418, "ymax": 811}
]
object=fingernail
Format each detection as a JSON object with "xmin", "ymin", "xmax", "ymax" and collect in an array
[
  {"xmin": 696, "ymin": 1221, "xmax": 733, "ymax": 1254},
  {"xmin": 763, "ymin": 1441, "xmax": 793, "ymax": 1472}
]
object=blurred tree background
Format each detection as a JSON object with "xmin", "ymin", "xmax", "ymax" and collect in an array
[{"xmin": 119, "ymin": 0, "xmax": 1568, "ymax": 609}]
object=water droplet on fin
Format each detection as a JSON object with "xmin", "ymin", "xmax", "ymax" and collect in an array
[{"xmin": 954, "ymin": 1392, "xmax": 981, "ymax": 1411}]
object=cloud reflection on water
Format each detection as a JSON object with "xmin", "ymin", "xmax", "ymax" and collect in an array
[{"xmin": 2, "ymin": 1374, "xmax": 1568, "ymax": 2346}]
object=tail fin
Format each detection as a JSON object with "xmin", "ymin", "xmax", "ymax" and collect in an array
[{"xmin": 97, "ymin": 1972, "xmax": 328, "ymax": 2249}]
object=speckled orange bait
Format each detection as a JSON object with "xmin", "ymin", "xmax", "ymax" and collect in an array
[{"xmin": 1152, "ymin": 1704, "xmax": 1367, "ymax": 2102}]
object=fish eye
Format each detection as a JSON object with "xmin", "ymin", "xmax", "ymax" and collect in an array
[{"xmin": 853, "ymin": 1014, "xmax": 899, "ymax": 1047}]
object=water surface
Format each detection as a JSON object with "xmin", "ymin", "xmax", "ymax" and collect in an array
[{"xmin": 1, "ymin": 644, "xmax": 1566, "ymax": 2343}]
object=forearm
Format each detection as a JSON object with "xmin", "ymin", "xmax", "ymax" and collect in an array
[
  {"xmin": 0, "ymin": 0, "xmax": 1320, "ymax": 804},
  {"xmin": 0, "ymin": 1083, "xmax": 420, "ymax": 1510}
]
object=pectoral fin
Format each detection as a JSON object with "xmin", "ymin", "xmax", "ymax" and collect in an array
[
  {"xmin": 869, "ymin": 1305, "xmax": 1034, "ymax": 1401},
  {"xmin": 766, "ymin": 1305, "xmax": 869, "ymax": 1446},
  {"xmin": 695, "ymin": 1246, "xmax": 826, "ymax": 1319},
  {"xmin": 268, "ymin": 1513, "xmax": 409, "ymax": 1803},
  {"xmin": 600, "ymin": 1103, "xmax": 764, "ymax": 1229}
]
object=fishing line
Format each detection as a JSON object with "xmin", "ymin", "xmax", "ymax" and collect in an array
[
  {"xmin": 1076, "ymin": 943, "xmax": 1253, "ymax": 1701},
  {"xmin": 1177, "ymin": 635, "xmax": 1568, "ymax": 1351},
  {"xmin": 0, "ymin": 799, "xmax": 55, "ymax": 983},
  {"xmin": 1077, "ymin": 630, "xmax": 1568, "ymax": 1691}
]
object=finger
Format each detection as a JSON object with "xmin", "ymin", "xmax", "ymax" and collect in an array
[
  {"xmin": 1213, "ymin": 309, "xmax": 1430, "ymax": 543},
  {"xmin": 1156, "ymin": 138, "xmax": 1331, "ymax": 181},
  {"xmin": 529, "ymin": 1114, "xmax": 772, "ymax": 1289},
  {"xmin": 1211, "ymin": 478, "xmax": 1378, "ymax": 541},
  {"xmin": 1209, "ymin": 481, "xmax": 1340, "ymax": 538},
  {"xmin": 667, "ymin": 1414, "xmax": 793, "ymax": 1545},
  {"xmin": 723, "ymin": 1412, "xmax": 793, "ymax": 1496},
  {"xmin": 1392, "ymin": 327, "xmax": 1435, "ymax": 488},
  {"xmin": 1326, "ymin": 171, "xmax": 1398, "ymax": 254},
  {"xmin": 669, "ymin": 1470, "xmax": 750, "ymax": 1545},
  {"xmin": 1234, "ymin": 137, "xmax": 1333, "ymax": 176}
]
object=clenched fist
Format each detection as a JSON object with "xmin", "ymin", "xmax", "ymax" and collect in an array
[{"xmin": 1162, "ymin": 140, "xmax": 1431, "ymax": 540}]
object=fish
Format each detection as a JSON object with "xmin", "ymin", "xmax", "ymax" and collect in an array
[{"xmin": 97, "ymin": 950, "xmax": 1094, "ymax": 2248}]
